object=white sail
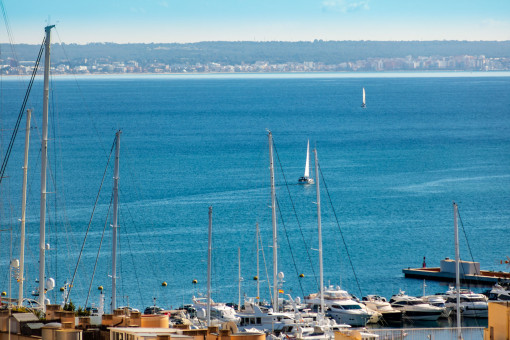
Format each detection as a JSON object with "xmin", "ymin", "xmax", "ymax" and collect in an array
[
  {"xmin": 304, "ymin": 140, "xmax": 310, "ymax": 178},
  {"xmin": 362, "ymin": 88, "xmax": 366, "ymax": 105}
]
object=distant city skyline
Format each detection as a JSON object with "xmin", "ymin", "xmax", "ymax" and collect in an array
[{"xmin": 2, "ymin": 0, "xmax": 509, "ymax": 44}]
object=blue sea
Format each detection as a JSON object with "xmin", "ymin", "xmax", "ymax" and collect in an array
[{"xmin": 0, "ymin": 72, "xmax": 509, "ymax": 320}]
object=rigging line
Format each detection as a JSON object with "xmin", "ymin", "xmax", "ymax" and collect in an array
[
  {"xmin": 118, "ymin": 142, "xmax": 163, "ymax": 283},
  {"xmin": 0, "ymin": 0, "xmax": 23, "ymax": 76},
  {"xmin": 53, "ymin": 28, "xmax": 109, "ymax": 158},
  {"xmin": 115, "ymin": 192, "xmax": 151, "ymax": 308},
  {"xmin": 85, "ymin": 194, "xmax": 113, "ymax": 308},
  {"xmin": 0, "ymin": 37, "xmax": 45, "ymax": 185},
  {"xmin": 49, "ymin": 77, "xmax": 59, "ymax": 298},
  {"xmin": 272, "ymin": 141, "xmax": 319, "ymax": 290},
  {"xmin": 47, "ymin": 74, "xmax": 77, "ymax": 286},
  {"xmin": 275, "ymin": 196, "xmax": 306, "ymax": 299},
  {"xmin": 66, "ymin": 135, "xmax": 116, "ymax": 304},
  {"xmin": 456, "ymin": 208, "xmax": 477, "ymax": 271},
  {"xmin": 318, "ymin": 163, "xmax": 363, "ymax": 298},
  {"xmin": 117, "ymin": 207, "xmax": 144, "ymax": 308},
  {"xmin": 456, "ymin": 208, "xmax": 484, "ymax": 331},
  {"xmin": 259, "ymin": 227, "xmax": 273, "ymax": 304},
  {"xmin": 118, "ymin": 215, "xmax": 125, "ymax": 306}
]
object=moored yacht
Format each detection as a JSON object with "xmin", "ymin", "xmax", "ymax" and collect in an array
[
  {"xmin": 362, "ymin": 295, "xmax": 403, "ymax": 324},
  {"xmin": 236, "ymin": 298, "xmax": 297, "ymax": 333},
  {"xmin": 421, "ymin": 295, "xmax": 452, "ymax": 318},
  {"xmin": 389, "ymin": 292, "xmax": 444, "ymax": 321},
  {"xmin": 192, "ymin": 296, "xmax": 240, "ymax": 324},
  {"xmin": 442, "ymin": 287, "xmax": 488, "ymax": 318},
  {"xmin": 305, "ymin": 286, "xmax": 376, "ymax": 326},
  {"xmin": 483, "ymin": 282, "xmax": 510, "ymax": 301}
]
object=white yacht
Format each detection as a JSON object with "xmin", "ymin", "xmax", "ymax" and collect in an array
[
  {"xmin": 484, "ymin": 283, "xmax": 510, "ymax": 301},
  {"xmin": 421, "ymin": 295, "xmax": 452, "ymax": 318},
  {"xmin": 362, "ymin": 295, "xmax": 402, "ymax": 324},
  {"xmin": 442, "ymin": 287, "xmax": 488, "ymax": 318},
  {"xmin": 389, "ymin": 292, "xmax": 444, "ymax": 321},
  {"xmin": 305, "ymin": 286, "xmax": 376, "ymax": 326},
  {"xmin": 192, "ymin": 297, "xmax": 240, "ymax": 324},
  {"xmin": 236, "ymin": 298, "xmax": 297, "ymax": 333}
]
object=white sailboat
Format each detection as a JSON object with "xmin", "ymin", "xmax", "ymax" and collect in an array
[
  {"xmin": 298, "ymin": 140, "xmax": 314, "ymax": 184},
  {"xmin": 361, "ymin": 88, "xmax": 366, "ymax": 108}
]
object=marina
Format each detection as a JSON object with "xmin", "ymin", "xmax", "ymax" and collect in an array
[{"xmin": 0, "ymin": 23, "xmax": 509, "ymax": 340}]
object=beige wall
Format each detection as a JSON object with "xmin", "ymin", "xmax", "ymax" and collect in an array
[{"xmin": 484, "ymin": 301, "xmax": 510, "ymax": 340}]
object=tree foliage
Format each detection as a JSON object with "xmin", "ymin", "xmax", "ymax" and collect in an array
[{"xmin": 3, "ymin": 41, "xmax": 509, "ymax": 66}]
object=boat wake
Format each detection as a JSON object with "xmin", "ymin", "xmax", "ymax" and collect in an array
[{"xmin": 393, "ymin": 174, "xmax": 510, "ymax": 194}]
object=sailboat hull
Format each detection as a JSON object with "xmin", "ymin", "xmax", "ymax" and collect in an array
[{"xmin": 298, "ymin": 177, "xmax": 314, "ymax": 184}]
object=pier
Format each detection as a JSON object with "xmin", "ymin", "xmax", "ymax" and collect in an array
[{"xmin": 403, "ymin": 258, "xmax": 510, "ymax": 285}]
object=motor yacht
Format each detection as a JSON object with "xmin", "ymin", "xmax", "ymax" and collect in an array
[
  {"xmin": 442, "ymin": 287, "xmax": 488, "ymax": 318},
  {"xmin": 389, "ymin": 292, "xmax": 443, "ymax": 321},
  {"xmin": 192, "ymin": 296, "xmax": 240, "ymax": 323},
  {"xmin": 305, "ymin": 286, "xmax": 376, "ymax": 326},
  {"xmin": 362, "ymin": 295, "xmax": 403, "ymax": 324},
  {"xmin": 421, "ymin": 295, "xmax": 452, "ymax": 318}
]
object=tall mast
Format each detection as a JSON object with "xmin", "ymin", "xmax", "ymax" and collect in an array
[
  {"xmin": 453, "ymin": 202, "xmax": 462, "ymax": 340},
  {"xmin": 268, "ymin": 131, "xmax": 278, "ymax": 312},
  {"xmin": 18, "ymin": 109, "xmax": 32, "ymax": 306},
  {"xmin": 238, "ymin": 247, "xmax": 241, "ymax": 311},
  {"xmin": 207, "ymin": 206, "xmax": 212, "ymax": 327},
  {"xmin": 314, "ymin": 149, "xmax": 324, "ymax": 315},
  {"xmin": 111, "ymin": 130, "xmax": 121, "ymax": 312},
  {"xmin": 256, "ymin": 222, "xmax": 260, "ymax": 301},
  {"xmin": 39, "ymin": 24, "xmax": 55, "ymax": 309}
]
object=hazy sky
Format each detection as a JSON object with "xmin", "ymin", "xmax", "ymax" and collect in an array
[{"xmin": 2, "ymin": 0, "xmax": 509, "ymax": 44}]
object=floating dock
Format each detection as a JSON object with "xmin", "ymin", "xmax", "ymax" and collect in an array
[{"xmin": 403, "ymin": 258, "xmax": 510, "ymax": 285}]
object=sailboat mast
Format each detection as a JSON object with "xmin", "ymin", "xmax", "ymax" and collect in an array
[
  {"xmin": 268, "ymin": 131, "xmax": 278, "ymax": 312},
  {"xmin": 39, "ymin": 25, "xmax": 54, "ymax": 309},
  {"xmin": 313, "ymin": 149, "xmax": 324, "ymax": 315},
  {"xmin": 238, "ymin": 247, "xmax": 241, "ymax": 311},
  {"xmin": 18, "ymin": 109, "xmax": 32, "ymax": 306},
  {"xmin": 207, "ymin": 206, "xmax": 212, "ymax": 327},
  {"xmin": 256, "ymin": 222, "xmax": 260, "ymax": 301},
  {"xmin": 111, "ymin": 130, "xmax": 121, "ymax": 312},
  {"xmin": 453, "ymin": 202, "xmax": 462, "ymax": 339}
]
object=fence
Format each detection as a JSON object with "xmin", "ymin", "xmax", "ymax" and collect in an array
[{"xmin": 369, "ymin": 327, "xmax": 485, "ymax": 340}]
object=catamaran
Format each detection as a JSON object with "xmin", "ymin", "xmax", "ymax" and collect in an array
[{"xmin": 298, "ymin": 140, "xmax": 314, "ymax": 184}]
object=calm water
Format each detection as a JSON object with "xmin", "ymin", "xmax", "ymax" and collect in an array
[{"xmin": 0, "ymin": 73, "xmax": 509, "ymax": 316}]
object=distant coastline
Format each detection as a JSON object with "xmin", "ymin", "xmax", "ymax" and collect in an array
[
  {"xmin": 2, "ymin": 41, "xmax": 509, "ymax": 76},
  {"xmin": 6, "ymin": 70, "xmax": 510, "ymax": 80}
]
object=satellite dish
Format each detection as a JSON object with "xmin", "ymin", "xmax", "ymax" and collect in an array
[{"xmin": 277, "ymin": 272, "xmax": 284, "ymax": 280}]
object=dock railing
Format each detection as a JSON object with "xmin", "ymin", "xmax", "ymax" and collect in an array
[{"xmin": 369, "ymin": 327, "xmax": 485, "ymax": 340}]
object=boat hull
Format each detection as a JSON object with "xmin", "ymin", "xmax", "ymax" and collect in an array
[
  {"xmin": 298, "ymin": 177, "xmax": 314, "ymax": 184},
  {"xmin": 326, "ymin": 311, "xmax": 371, "ymax": 327},
  {"xmin": 380, "ymin": 310, "xmax": 403, "ymax": 324},
  {"xmin": 402, "ymin": 310, "xmax": 442, "ymax": 321}
]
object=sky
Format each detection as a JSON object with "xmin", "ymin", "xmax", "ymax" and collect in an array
[{"xmin": 1, "ymin": 0, "xmax": 509, "ymax": 44}]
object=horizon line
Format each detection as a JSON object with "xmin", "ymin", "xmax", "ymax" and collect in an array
[{"xmin": 2, "ymin": 39, "xmax": 510, "ymax": 46}]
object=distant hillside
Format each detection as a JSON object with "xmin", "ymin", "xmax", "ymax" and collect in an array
[{"xmin": 4, "ymin": 41, "xmax": 510, "ymax": 65}]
